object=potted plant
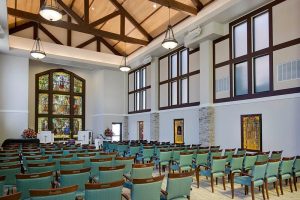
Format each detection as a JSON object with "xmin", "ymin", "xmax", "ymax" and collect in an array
[
  {"xmin": 104, "ymin": 128, "xmax": 113, "ymax": 138},
  {"xmin": 22, "ymin": 128, "xmax": 37, "ymax": 139}
]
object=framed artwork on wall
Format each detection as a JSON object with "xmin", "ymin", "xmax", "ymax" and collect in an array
[
  {"xmin": 174, "ymin": 119, "xmax": 184, "ymax": 144},
  {"xmin": 241, "ymin": 114, "xmax": 262, "ymax": 152}
]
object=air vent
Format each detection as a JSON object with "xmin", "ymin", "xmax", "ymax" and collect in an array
[
  {"xmin": 216, "ymin": 77, "xmax": 229, "ymax": 92},
  {"xmin": 278, "ymin": 59, "xmax": 300, "ymax": 82}
]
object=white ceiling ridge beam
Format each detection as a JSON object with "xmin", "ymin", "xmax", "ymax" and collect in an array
[
  {"xmin": 8, "ymin": 35, "xmax": 123, "ymax": 69},
  {"xmin": 0, "ymin": 0, "xmax": 9, "ymax": 52}
]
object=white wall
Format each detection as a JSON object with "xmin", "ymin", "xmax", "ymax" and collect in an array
[
  {"xmin": 0, "ymin": 53, "xmax": 29, "ymax": 143},
  {"xmin": 215, "ymin": 94, "xmax": 300, "ymax": 156}
]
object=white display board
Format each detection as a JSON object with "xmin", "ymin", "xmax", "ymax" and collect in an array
[
  {"xmin": 94, "ymin": 138, "xmax": 102, "ymax": 150},
  {"xmin": 37, "ymin": 131, "xmax": 54, "ymax": 144},
  {"xmin": 78, "ymin": 131, "xmax": 92, "ymax": 145}
]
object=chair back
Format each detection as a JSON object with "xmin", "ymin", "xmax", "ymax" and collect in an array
[
  {"xmin": 251, "ymin": 161, "xmax": 268, "ymax": 182},
  {"xmin": 0, "ymin": 192, "xmax": 21, "ymax": 200},
  {"xmin": 16, "ymin": 171, "xmax": 53, "ymax": 200},
  {"xmin": 99, "ymin": 152, "xmax": 117, "ymax": 162},
  {"xmin": 60, "ymin": 160, "xmax": 85, "ymax": 171},
  {"xmin": 166, "ymin": 171, "xmax": 193, "ymax": 199},
  {"xmin": 25, "ymin": 156, "xmax": 49, "ymax": 165},
  {"xmin": 27, "ymin": 162, "xmax": 56, "ymax": 174},
  {"xmin": 294, "ymin": 156, "xmax": 300, "ymax": 173},
  {"xmin": 129, "ymin": 146, "xmax": 140, "ymax": 156},
  {"xmin": 99, "ymin": 165, "xmax": 125, "ymax": 184},
  {"xmin": 0, "ymin": 176, "xmax": 5, "ymax": 196},
  {"xmin": 243, "ymin": 154, "xmax": 257, "ymax": 170},
  {"xmin": 115, "ymin": 157, "xmax": 135, "ymax": 174},
  {"xmin": 30, "ymin": 185, "xmax": 78, "ymax": 200},
  {"xmin": 224, "ymin": 149, "xmax": 235, "ymax": 163},
  {"xmin": 0, "ymin": 164, "xmax": 21, "ymax": 185},
  {"xmin": 198, "ymin": 147, "xmax": 209, "ymax": 152},
  {"xmin": 230, "ymin": 155, "xmax": 244, "ymax": 171},
  {"xmin": 158, "ymin": 149, "xmax": 172, "ymax": 163},
  {"xmin": 279, "ymin": 157, "xmax": 294, "ymax": 176},
  {"xmin": 270, "ymin": 151, "xmax": 283, "ymax": 160},
  {"xmin": 0, "ymin": 154, "xmax": 19, "ymax": 160},
  {"xmin": 172, "ymin": 148, "xmax": 184, "ymax": 162},
  {"xmin": 0, "ymin": 158, "xmax": 19, "ymax": 166},
  {"xmin": 131, "ymin": 163, "xmax": 154, "ymax": 179},
  {"xmin": 236, "ymin": 148, "xmax": 246, "ymax": 156},
  {"xmin": 60, "ymin": 168, "xmax": 90, "ymax": 192},
  {"xmin": 210, "ymin": 150, "xmax": 222, "ymax": 161},
  {"xmin": 117, "ymin": 144, "xmax": 128, "ymax": 156},
  {"xmin": 85, "ymin": 180, "xmax": 124, "ymax": 200},
  {"xmin": 266, "ymin": 159, "xmax": 280, "ymax": 179},
  {"xmin": 142, "ymin": 148, "xmax": 154, "ymax": 159},
  {"xmin": 131, "ymin": 175, "xmax": 164, "ymax": 200},
  {"xmin": 211, "ymin": 156, "xmax": 227, "ymax": 173},
  {"xmin": 179, "ymin": 152, "xmax": 193, "ymax": 168},
  {"xmin": 52, "ymin": 154, "xmax": 73, "ymax": 170},
  {"xmin": 210, "ymin": 146, "xmax": 220, "ymax": 151},
  {"xmin": 90, "ymin": 158, "xmax": 113, "ymax": 177},
  {"xmin": 77, "ymin": 153, "xmax": 96, "ymax": 168},
  {"xmin": 256, "ymin": 152, "xmax": 270, "ymax": 163}
]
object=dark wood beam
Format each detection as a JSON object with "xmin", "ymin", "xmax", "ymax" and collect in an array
[
  {"xmin": 84, "ymin": 0, "xmax": 89, "ymax": 23},
  {"xmin": 76, "ymin": 37, "xmax": 97, "ymax": 48},
  {"xmin": 39, "ymin": 24, "xmax": 63, "ymax": 45},
  {"xmin": 191, "ymin": 0, "xmax": 204, "ymax": 11},
  {"xmin": 9, "ymin": 21, "xmax": 35, "ymax": 34},
  {"xmin": 33, "ymin": 23, "xmax": 38, "ymax": 39},
  {"xmin": 40, "ymin": 0, "xmax": 45, "ymax": 8},
  {"xmin": 8, "ymin": 8, "xmax": 148, "ymax": 45},
  {"xmin": 70, "ymin": 0, "xmax": 76, "ymax": 9},
  {"xmin": 97, "ymin": 39, "xmax": 101, "ymax": 52},
  {"xmin": 98, "ymin": 37, "xmax": 122, "ymax": 55},
  {"xmin": 56, "ymin": 0, "xmax": 84, "ymax": 24},
  {"xmin": 90, "ymin": 11, "xmax": 119, "ymax": 27},
  {"xmin": 109, "ymin": 0, "xmax": 153, "ymax": 41},
  {"xmin": 67, "ymin": 16, "xmax": 72, "ymax": 46},
  {"xmin": 120, "ymin": 14, "xmax": 125, "ymax": 36},
  {"xmin": 149, "ymin": 0, "xmax": 198, "ymax": 15}
]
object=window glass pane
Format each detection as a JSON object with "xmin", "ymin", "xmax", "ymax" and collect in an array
[
  {"xmin": 180, "ymin": 50, "xmax": 188, "ymax": 75},
  {"xmin": 74, "ymin": 78, "xmax": 83, "ymax": 93},
  {"xmin": 255, "ymin": 55, "xmax": 270, "ymax": 93},
  {"xmin": 234, "ymin": 22, "xmax": 248, "ymax": 58},
  {"xmin": 136, "ymin": 92, "xmax": 140, "ymax": 110},
  {"xmin": 74, "ymin": 96, "xmax": 82, "ymax": 115},
  {"xmin": 38, "ymin": 93, "xmax": 48, "ymax": 114},
  {"xmin": 73, "ymin": 118, "xmax": 82, "ymax": 136},
  {"xmin": 53, "ymin": 94, "xmax": 70, "ymax": 115},
  {"xmin": 181, "ymin": 79, "xmax": 188, "ymax": 104},
  {"xmin": 253, "ymin": 12, "xmax": 269, "ymax": 51},
  {"xmin": 143, "ymin": 90, "xmax": 146, "ymax": 110},
  {"xmin": 136, "ymin": 71, "xmax": 140, "ymax": 89},
  {"xmin": 171, "ymin": 81, "xmax": 177, "ymax": 105},
  {"xmin": 53, "ymin": 72, "xmax": 70, "ymax": 92},
  {"xmin": 142, "ymin": 68, "xmax": 146, "ymax": 87},
  {"xmin": 53, "ymin": 118, "xmax": 71, "ymax": 139},
  {"xmin": 39, "ymin": 75, "xmax": 49, "ymax": 90},
  {"xmin": 38, "ymin": 117, "xmax": 48, "ymax": 132},
  {"xmin": 171, "ymin": 54, "xmax": 177, "ymax": 78},
  {"xmin": 235, "ymin": 62, "xmax": 248, "ymax": 96}
]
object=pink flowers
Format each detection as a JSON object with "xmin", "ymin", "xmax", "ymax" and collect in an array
[
  {"xmin": 23, "ymin": 128, "xmax": 37, "ymax": 139},
  {"xmin": 104, "ymin": 128, "xmax": 113, "ymax": 137}
]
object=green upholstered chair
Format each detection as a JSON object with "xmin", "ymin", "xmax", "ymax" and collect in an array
[
  {"xmin": 124, "ymin": 163, "xmax": 154, "ymax": 189},
  {"xmin": 85, "ymin": 180, "xmax": 127, "ymax": 200},
  {"xmin": 0, "ymin": 164, "xmax": 21, "ymax": 186},
  {"xmin": 279, "ymin": 157, "xmax": 294, "ymax": 194},
  {"xmin": 0, "ymin": 176, "xmax": 5, "ymax": 197},
  {"xmin": 98, "ymin": 165, "xmax": 125, "ymax": 184},
  {"xmin": 161, "ymin": 171, "xmax": 193, "ymax": 200},
  {"xmin": 51, "ymin": 155, "xmax": 73, "ymax": 171},
  {"xmin": 198, "ymin": 147, "xmax": 209, "ymax": 152},
  {"xmin": 77, "ymin": 153, "xmax": 96, "ymax": 168},
  {"xmin": 0, "ymin": 154, "xmax": 20, "ymax": 161},
  {"xmin": 0, "ymin": 192, "xmax": 21, "ymax": 200},
  {"xmin": 137, "ymin": 147, "xmax": 154, "ymax": 164},
  {"xmin": 226, "ymin": 155, "xmax": 244, "ymax": 182},
  {"xmin": 209, "ymin": 150, "xmax": 223, "ymax": 167},
  {"xmin": 127, "ymin": 146, "xmax": 140, "ymax": 158},
  {"xmin": 210, "ymin": 146, "xmax": 220, "ymax": 151},
  {"xmin": 90, "ymin": 158, "xmax": 113, "ymax": 178},
  {"xmin": 270, "ymin": 151, "xmax": 283, "ymax": 160},
  {"xmin": 25, "ymin": 156, "xmax": 49, "ymax": 165},
  {"xmin": 264, "ymin": 159, "xmax": 281, "ymax": 199},
  {"xmin": 131, "ymin": 175, "xmax": 164, "ymax": 200},
  {"xmin": 293, "ymin": 156, "xmax": 300, "ymax": 191},
  {"xmin": 243, "ymin": 154, "xmax": 257, "ymax": 172},
  {"xmin": 0, "ymin": 158, "xmax": 20, "ymax": 166},
  {"xmin": 60, "ymin": 160, "xmax": 85, "ymax": 171},
  {"xmin": 256, "ymin": 152, "xmax": 270, "ymax": 163},
  {"xmin": 199, "ymin": 156, "xmax": 227, "ymax": 192},
  {"xmin": 224, "ymin": 149, "xmax": 236, "ymax": 164},
  {"xmin": 99, "ymin": 152, "xmax": 117, "ymax": 162},
  {"xmin": 171, "ymin": 148, "xmax": 184, "ymax": 163},
  {"xmin": 29, "ymin": 185, "xmax": 78, "ymax": 200},
  {"xmin": 115, "ymin": 156, "xmax": 135, "ymax": 175},
  {"xmin": 60, "ymin": 167, "xmax": 91, "ymax": 198},
  {"xmin": 16, "ymin": 171, "xmax": 53, "ymax": 200},
  {"xmin": 193, "ymin": 151, "xmax": 209, "ymax": 187},
  {"xmin": 117, "ymin": 144, "xmax": 128, "ymax": 157},
  {"xmin": 154, "ymin": 149, "xmax": 172, "ymax": 175},
  {"xmin": 27, "ymin": 162, "xmax": 56, "ymax": 174},
  {"xmin": 236, "ymin": 148, "xmax": 246, "ymax": 156},
  {"xmin": 171, "ymin": 152, "xmax": 193, "ymax": 173},
  {"xmin": 232, "ymin": 161, "xmax": 267, "ymax": 199}
]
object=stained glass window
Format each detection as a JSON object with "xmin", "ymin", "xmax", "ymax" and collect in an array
[
  {"xmin": 38, "ymin": 94, "xmax": 48, "ymax": 114},
  {"xmin": 39, "ymin": 75, "xmax": 49, "ymax": 90},
  {"xmin": 36, "ymin": 69, "xmax": 85, "ymax": 140},
  {"xmin": 53, "ymin": 72, "xmax": 70, "ymax": 92}
]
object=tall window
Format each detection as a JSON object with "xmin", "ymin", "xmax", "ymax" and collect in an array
[
  {"xmin": 35, "ymin": 69, "xmax": 85, "ymax": 140},
  {"xmin": 134, "ymin": 67, "xmax": 147, "ymax": 111}
]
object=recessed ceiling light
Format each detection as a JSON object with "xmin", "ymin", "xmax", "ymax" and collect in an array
[
  {"xmin": 91, "ymin": 7, "xmax": 95, "ymax": 11},
  {"xmin": 153, "ymin": 3, "xmax": 157, "ymax": 8}
]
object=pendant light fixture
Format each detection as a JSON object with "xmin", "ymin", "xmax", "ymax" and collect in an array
[
  {"xmin": 162, "ymin": 6, "xmax": 178, "ymax": 50},
  {"xmin": 39, "ymin": 0, "xmax": 62, "ymax": 21},
  {"xmin": 30, "ymin": 36, "xmax": 46, "ymax": 60},
  {"xmin": 119, "ymin": 43, "xmax": 131, "ymax": 72}
]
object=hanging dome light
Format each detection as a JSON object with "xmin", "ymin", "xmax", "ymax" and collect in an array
[
  {"xmin": 39, "ymin": 0, "xmax": 62, "ymax": 21},
  {"xmin": 30, "ymin": 38, "xmax": 46, "ymax": 60},
  {"xmin": 119, "ymin": 56, "xmax": 131, "ymax": 72},
  {"xmin": 162, "ymin": 7, "xmax": 178, "ymax": 50}
]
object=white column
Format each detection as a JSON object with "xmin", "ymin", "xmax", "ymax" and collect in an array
[{"xmin": 150, "ymin": 57, "xmax": 159, "ymax": 111}]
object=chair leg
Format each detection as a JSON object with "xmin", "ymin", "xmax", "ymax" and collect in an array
[
  {"xmin": 294, "ymin": 176, "xmax": 298, "ymax": 191},
  {"xmin": 230, "ymin": 173, "xmax": 234, "ymax": 199},
  {"xmin": 289, "ymin": 178, "xmax": 293, "ymax": 193},
  {"xmin": 251, "ymin": 182, "xmax": 255, "ymax": 200},
  {"xmin": 196, "ymin": 167, "xmax": 200, "ymax": 188},
  {"xmin": 216, "ymin": 177, "xmax": 218, "ymax": 185},
  {"xmin": 275, "ymin": 180, "xmax": 280, "ymax": 197},
  {"xmin": 265, "ymin": 181, "xmax": 269, "ymax": 199},
  {"xmin": 159, "ymin": 163, "xmax": 161, "ymax": 175},
  {"xmin": 262, "ymin": 183, "xmax": 266, "ymax": 200},
  {"xmin": 222, "ymin": 176, "xmax": 226, "ymax": 190},
  {"xmin": 245, "ymin": 185, "xmax": 248, "ymax": 195},
  {"xmin": 211, "ymin": 174, "xmax": 214, "ymax": 193},
  {"xmin": 279, "ymin": 177, "xmax": 284, "ymax": 195}
]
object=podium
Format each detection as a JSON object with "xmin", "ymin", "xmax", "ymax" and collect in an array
[
  {"xmin": 37, "ymin": 131, "xmax": 54, "ymax": 144},
  {"xmin": 78, "ymin": 131, "xmax": 92, "ymax": 145}
]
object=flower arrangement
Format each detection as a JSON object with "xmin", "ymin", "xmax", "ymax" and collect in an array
[
  {"xmin": 104, "ymin": 128, "xmax": 113, "ymax": 137},
  {"xmin": 22, "ymin": 128, "xmax": 37, "ymax": 139}
]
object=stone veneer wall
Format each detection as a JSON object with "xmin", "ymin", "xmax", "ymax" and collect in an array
[
  {"xmin": 199, "ymin": 107, "xmax": 215, "ymax": 146},
  {"xmin": 150, "ymin": 113, "xmax": 159, "ymax": 141},
  {"xmin": 123, "ymin": 116, "xmax": 129, "ymax": 140}
]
